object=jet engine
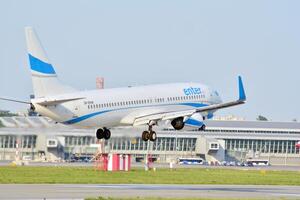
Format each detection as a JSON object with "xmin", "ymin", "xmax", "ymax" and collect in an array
[
  {"xmin": 183, "ymin": 113, "xmax": 206, "ymax": 131},
  {"xmin": 171, "ymin": 117, "xmax": 185, "ymax": 130}
]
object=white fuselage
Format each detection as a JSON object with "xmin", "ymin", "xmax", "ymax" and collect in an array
[{"xmin": 32, "ymin": 82, "xmax": 222, "ymax": 128}]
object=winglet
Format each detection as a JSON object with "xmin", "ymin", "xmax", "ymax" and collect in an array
[{"xmin": 238, "ymin": 76, "xmax": 246, "ymax": 101}]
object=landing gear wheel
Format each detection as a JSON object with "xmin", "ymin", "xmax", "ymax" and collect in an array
[
  {"xmin": 199, "ymin": 125, "xmax": 206, "ymax": 131},
  {"xmin": 103, "ymin": 128, "xmax": 111, "ymax": 140},
  {"xmin": 96, "ymin": 128, "xmax": 104, "ymax": 139},
  {"xmin": 142, "ymin": 131, "xmax": 150, "ymax": 141},
  {"xmin": 149, "ymin": 131, "xmax": 157, "ymax": 141},
  {"xmin": 142, "ymin": 124, "xmax": 158, "ymax": 142}
]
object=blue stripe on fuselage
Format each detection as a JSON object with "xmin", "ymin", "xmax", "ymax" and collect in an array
[
  {"xmin": 62, "ymin": 102, "xmax": 209, "ymax": 125},
  {"xmin": 179, "ymin": 103, "xmax": 208, "ymax": 108},
  {"xmin": 63, "ymin": 110, "xmax": 112, "ymax": 125}
]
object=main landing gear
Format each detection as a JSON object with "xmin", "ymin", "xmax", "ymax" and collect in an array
[
  {"xmin": 142, "ymin": 125, "xmax": 157, "ymax": 142},
  {"xmin": 96, "ymin": 128, "xmax": 111, "ymax": 140},
  {"xmin": 199, "ymin": 124, "xmax": 206, "ymax": 131}
]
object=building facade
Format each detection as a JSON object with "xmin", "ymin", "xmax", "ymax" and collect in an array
[{"xmin": 0, "ymin": 117, "xmax": 299, "ymax": 165}]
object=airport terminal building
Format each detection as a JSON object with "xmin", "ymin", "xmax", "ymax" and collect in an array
[{"xmin": 0, "ymin": 116, "xmax": 299, "ymax": 165}]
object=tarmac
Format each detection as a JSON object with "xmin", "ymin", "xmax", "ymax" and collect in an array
[{"xmin": 1, "ymin": 184, "xmax": 300, "ymax": 199}]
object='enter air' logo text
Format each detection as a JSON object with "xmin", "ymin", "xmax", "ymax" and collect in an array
[{"xmin": 183, "ymin": 87, "xmax": 202, "ymax": 96}]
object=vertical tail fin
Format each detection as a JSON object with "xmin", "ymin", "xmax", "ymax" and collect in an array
[{"xmin": 25, "ymin": 27, "xmax": 75, "ymax": 98}]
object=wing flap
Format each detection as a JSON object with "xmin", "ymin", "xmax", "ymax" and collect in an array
[{"xmin": 133, "ymin": 110, "xmax": 195, "ymax": 126}]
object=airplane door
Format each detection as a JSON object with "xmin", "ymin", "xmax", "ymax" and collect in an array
[{"xmin": 73, "ymin": 102, "xmax": 81, "ymax": 118}]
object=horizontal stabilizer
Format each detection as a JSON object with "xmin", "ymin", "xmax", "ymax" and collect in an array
[
  {"xmin": 32, "ymin": 96, "xmax": 85, "ymax": 106},
  {"xmin": 0, "ymin": 97, "xmax": 31, "ymax": 104}
]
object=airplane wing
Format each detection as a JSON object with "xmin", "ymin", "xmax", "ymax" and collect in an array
[
  {"xmin": 195, "ymin": 76, "xmax": 246, "ymax": 113},
  {"xmin": 133, "ymin": 76, "xmax": 246, "ymax": 126}
]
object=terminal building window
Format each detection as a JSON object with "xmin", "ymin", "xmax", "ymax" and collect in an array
[
  {"xmin": 225, "ymin": 139, "xmax": 299, "ymax": 154},
  {"xmin": 108, "ymin": 137, "xmax": 196, "ymax": 152}
]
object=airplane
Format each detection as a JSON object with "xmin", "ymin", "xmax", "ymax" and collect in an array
[{"xmin": 0, "ymin": 27, "xmax": 246, "ymax": 142}]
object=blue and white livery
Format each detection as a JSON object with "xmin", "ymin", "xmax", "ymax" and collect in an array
[{"xmin": 1, "ymin": 27, "xmax": 246, "ymax": 142}]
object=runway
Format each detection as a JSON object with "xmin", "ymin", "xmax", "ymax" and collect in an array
[{"xmin": 1, "ymin": 184, "xmax": 300, "ymax": 199}]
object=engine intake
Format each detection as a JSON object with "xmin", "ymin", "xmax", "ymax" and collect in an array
[{"xmin": 171, "ymin": 117, "xmax": 185, "ymax": 130}]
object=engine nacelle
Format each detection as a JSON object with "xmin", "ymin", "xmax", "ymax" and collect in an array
[
  {"xmin": 183, "ymin": 113, "xmax": 205, "ymax": 131},
  {"xmin": 171, "ymin": 117, "xmax": 185, "ymax": 130}
]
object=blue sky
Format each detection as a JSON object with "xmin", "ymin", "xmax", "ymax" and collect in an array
[{"xmin": 0, "ymin": 0, "xmax": 299, "ymax": 121}]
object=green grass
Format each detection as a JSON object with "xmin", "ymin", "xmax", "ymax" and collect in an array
[{"xmin": 0, "ymin": 166, "xmax": 299, "ymax": 185}]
